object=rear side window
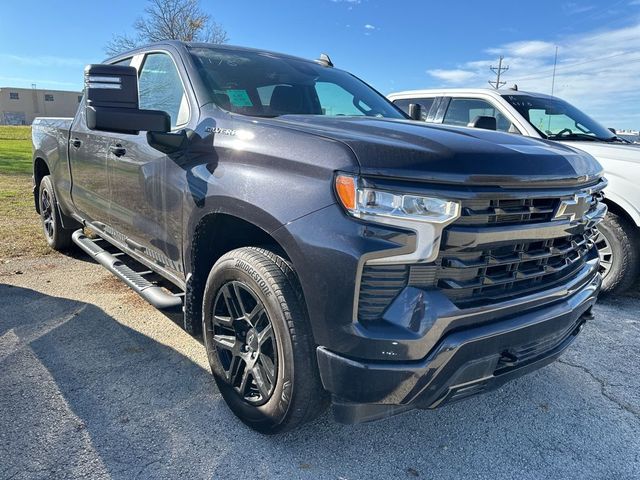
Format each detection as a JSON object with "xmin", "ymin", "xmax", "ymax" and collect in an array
[
  {"xmin": 138, "ymin": 53, "xmax": 189, "ymax": 128},
  {"xmin": 443, "ymin": 98, "xmax": 516, "ymax": 133},
  {"xmin": 393, "ymin": 98, "xmax": 435, "ymax": 121}
]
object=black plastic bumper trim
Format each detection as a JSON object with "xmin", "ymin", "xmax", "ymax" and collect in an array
[{"xmin": 318, "ymin": 271, "xmax": 600, "ymax": 423}]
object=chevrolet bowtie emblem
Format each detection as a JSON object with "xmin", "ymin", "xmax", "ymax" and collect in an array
[{"xmin": 553, "ymin": 193, "xmax": 591, "ymax": 221}]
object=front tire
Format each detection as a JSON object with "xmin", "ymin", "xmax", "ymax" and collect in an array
[
  {"xmin": 595, "ymin": 212, "xmax": 640, "ymax": 295},
  {"xmin": 202, "ymin": 247, "xmax": 328, "ymax": 433},
  {"xmin": 39, "ymin": 175, "xmax": 73, "ymax": 251}
]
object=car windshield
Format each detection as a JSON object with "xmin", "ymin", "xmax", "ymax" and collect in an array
[
  {"xmin": 503, "ymin": 94, "xmax": 616, "ymax": 141},
  {"xmin": 189, "ymin": 46, "xmax": 405, "ymax": 119}
]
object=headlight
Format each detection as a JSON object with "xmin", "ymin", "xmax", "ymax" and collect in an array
[{"xmin": 335, "ymin": 174, "xmax": 460, "ymax": 224}]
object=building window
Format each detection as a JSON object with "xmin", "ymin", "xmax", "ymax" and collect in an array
[
  {"xmin": 9, "ymin": 92, "xmax": 19, "ymax": 100},
  {"xmin": 78, "ymin": 95, "xmax": 83, "ymax": 103},
  {"xmin": 44, "ymin": 94, "xmax": 54, "ymax": 102}
]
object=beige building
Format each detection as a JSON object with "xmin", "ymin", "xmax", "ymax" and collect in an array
[{"xmin": 0, "ymin": 87, "xmax": 82, "ymax": 125}]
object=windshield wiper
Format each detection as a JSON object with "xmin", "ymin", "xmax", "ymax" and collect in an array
[
  {"xmin": 602, "ymin": 136, "xmax": 630, "ymax": 144},
  {"xmin": 547, "ymin": 133, "xmax": 600, "ymax": 141}
]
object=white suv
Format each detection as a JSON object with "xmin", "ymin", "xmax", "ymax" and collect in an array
[{"xmin": 388, "ymin": 88, "xmax": 640, "ymax": 294}]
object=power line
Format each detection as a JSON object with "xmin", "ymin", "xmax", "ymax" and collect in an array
[{"xmin": 488, "ymin": 56, "xmax": 509, "ymax": 89}]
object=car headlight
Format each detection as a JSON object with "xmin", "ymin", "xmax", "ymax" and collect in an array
[
  {"xmin": 335, "ymin": 174, "xmax": 460, "ymax": 224},
  {"xmin": 334, "ymin": 174, "xmax": 460, "ymax": 265}
]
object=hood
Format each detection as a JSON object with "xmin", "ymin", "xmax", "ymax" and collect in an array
[
  {"xmin": 262, "ymin": 116, "xmax": 603, "ymax": 187},
  {"xmin": 557, "ymin": 141, "xmax": 640, "ymax": 166}
]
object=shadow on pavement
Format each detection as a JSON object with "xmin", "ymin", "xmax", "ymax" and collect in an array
[{"xmin": 1, "ymin": 284, "xmax": 638, "ymax": 479}]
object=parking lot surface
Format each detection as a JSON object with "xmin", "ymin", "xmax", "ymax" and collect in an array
[{"xmin": 1, "ymin": 254, "xmax": 639, "ymax": 480}]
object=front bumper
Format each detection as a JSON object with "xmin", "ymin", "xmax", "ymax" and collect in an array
[{"xmin": 317, "ymin": 269, "xmax": 601, "ymax": 424}]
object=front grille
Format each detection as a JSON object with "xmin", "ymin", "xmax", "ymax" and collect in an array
[
  {"xmin": 456, "ymin": 191, "xmax": 602, "ymax": 226},
  {"xmin": 356, "ymin": 186, "xmax": 603, "ymax": 320},
  {"xmin": 457, "ymin": 197, "xmax": 558, "ymax": 225},
  {"xmin": 436, "ymin": 228, "xmax": 598, "ymax": 306}
]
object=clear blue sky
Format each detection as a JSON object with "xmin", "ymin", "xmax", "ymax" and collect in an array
[{"xmin": 1, "ymin": 0, "xmax": 639, "ymax": 128}]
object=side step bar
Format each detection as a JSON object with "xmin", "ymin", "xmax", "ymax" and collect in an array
[{"xmin": 72, "ymin": 230, "xmax": 183, "ymax": 313}]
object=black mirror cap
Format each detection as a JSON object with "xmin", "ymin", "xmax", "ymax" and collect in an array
[
  {"xmin": 147, "ymin": 130, "xmax": 189, "ymax": 154},
  {"xmin": 408, "ymin": 103, "xmax": 422, "ymax": 121},
  {"xmin": 86, "ymin": 106, "xmax": 170, "ymax": 135},
  {"xmin": 467, "ymin": 115, "xmax": 497, "ymax": 131},
  {"xmin": 84, "ymin": 64, "xmax": 139, "ymax": 109}
]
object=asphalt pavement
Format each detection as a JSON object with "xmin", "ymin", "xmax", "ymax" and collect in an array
[{"xmin": 1, "ymin": 254, "xmax": 639, "ymax": 480}]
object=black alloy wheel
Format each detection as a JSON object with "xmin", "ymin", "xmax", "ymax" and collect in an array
[
  {"xmin": 41, "ymin": 188, "xmax": 55, "ymax": 241},
  {"xmin": 211, "ymin": 281, "xmax": 278, "ymax": 405},
  {"xmin": 38, "ymin": 175, "xmax": 73, "ymax": 251},
  {"xmin": 202, "ymin": 247, "xmax": 328, "ymax": 433}
]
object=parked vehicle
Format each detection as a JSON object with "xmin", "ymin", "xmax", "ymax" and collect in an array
[
  {"xmin": 388, "ymin": 88, "xmax": 640, "ymax": 294},
  {"xmin": 33, "ymin": 42, "xmax": 606, "ymax": 433}
]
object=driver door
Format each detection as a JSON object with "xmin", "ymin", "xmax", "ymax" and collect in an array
[{"xmin": 106, "ymin": 51, "xmax": 192, "ymax": 277}]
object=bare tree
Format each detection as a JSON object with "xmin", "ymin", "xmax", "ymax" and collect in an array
[{"xmin": 106, "ymin": 0, "xmax": 228, "ymax": 56}]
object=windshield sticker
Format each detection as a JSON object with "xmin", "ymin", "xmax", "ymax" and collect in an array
[{"xmin": 227, "ymin": 89, "xmax": 253, "ymax": 107}]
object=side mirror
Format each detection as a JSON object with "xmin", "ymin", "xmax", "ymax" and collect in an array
[
  {"xmin": 608, "ymin": 128, "xmax": 616, "ymax": 134},
  {"xmin": 467, "ymin": 115, "xmax": 497, "ymax": 131},
  {"xmin": 147, "ymin": 130, "xmax": 189, "ymax": 154},
  {"xmin": 408, "ymin": 103, "xmax": 422, "ymax": 121},
  {"xmin": 84, "ymin": 64, "xmax": 170, "ymax": 135}
]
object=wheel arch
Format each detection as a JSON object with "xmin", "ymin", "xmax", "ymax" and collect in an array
[
  {"xmin": 183, "ymin": 209, "xmax": 300, "ymax": 336},
  {"xmin": 32, "ymin": 155, "xmax": 50, "ymax": 213},
  {"xmin": 603, "ymin": 195, "xmax": 640, "ymax": 228}
]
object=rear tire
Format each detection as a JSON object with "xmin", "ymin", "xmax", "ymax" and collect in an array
[
  {"xmin": 39, "ymin": 175, "xmax": 73, "ymax": 251},
  {"xmin": 595, "ymin": 212, "xmax": 640, "ymax": 295},
  {"xmin": 202, "ymin": 247, "xmax": 328, "ymax": 433}
]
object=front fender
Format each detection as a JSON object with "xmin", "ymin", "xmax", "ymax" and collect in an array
[{"xmin": 601, "ymin": 171, "xmax": 640, "ymax": 226}]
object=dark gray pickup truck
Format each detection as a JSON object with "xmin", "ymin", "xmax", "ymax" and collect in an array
[{"xmin": 32, "ymin": 41, "xmax": 606, "ymax": 433}]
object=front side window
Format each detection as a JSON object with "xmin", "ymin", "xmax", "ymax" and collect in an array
[
  {"xmin": 189, "ymin": 46, "xmax": 405, "ymax": 119},
  {"xmin": 443, "ymin": 98, "xmax": 515, "ymax": 133},
  {"xmin": 138, "ymin": 52, "xmax": 189, "ymax": 128},
  {"xmin": 9, "ymin": 92, "xmax": 19, "ymax": 100},
  {"xmin": 504, "ymin": 94, "xmax": 615, "ymax": 141},
  {"xmin": 44, "ymin": 94, "xmax": 54, "ymax": 102},
  {"xmin": 393, "ymin": 98, "xmax": 435, "ymax": 121}
]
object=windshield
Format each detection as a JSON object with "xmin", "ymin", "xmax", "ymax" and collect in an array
[
  {"xmin": 189, "ymin": 47, "xmax": 405, "ymax": 119},
  {"xmin": 503, "ymin": 94, "xmax": 616, "ymax": 141}
]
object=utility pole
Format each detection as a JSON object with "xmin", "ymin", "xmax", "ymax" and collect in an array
[{"xmin": 488, "ymin": 56, "xmax": 509, "ymax": 89}]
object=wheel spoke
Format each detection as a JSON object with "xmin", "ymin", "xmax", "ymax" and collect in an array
[
  {"xmin": 236, "ymin": 365, "xmax": 251, "ymax": 395},
  {"xmin": 222, "ymin": 283, "xmax": 242, "ymax": 319},
  {"xmin": 598, "ymin": 245, "xmax": 612, "ymax": 256},
  {"xmin": 232, "ymin": 283, "xmax": 249, "ymax": 317},
  {"xmin": 258, "ymin": 354, "xmax": 276, "ymax": 385},
  {"xmin": 228, "ymin": 355, "xmax": 244, "ymax": 383},
  {"xmin": 41, "ymin": 192, "xmax": 50, "ymax": 211},
  {"xmin": 252, "ymin": 364, "xmax": 271, "ymax": 398},
  {"xmin": 257, "ymin": 323, "xmax": 273, "ymax": 346},
  {"xmin": 213, "ymin": 314, "xmax": 233, "ymax": 327},
  {"xmin": 212, "ymin": 334, "xmax": 236, "ymax": 351},
  {"xmin": 246, "ymin": 303, "xmax": 264, "ymax": 327}
]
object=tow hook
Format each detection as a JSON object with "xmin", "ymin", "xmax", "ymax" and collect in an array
[
  {"xmin": 497, "ymin": 350, "xmax": 519, "ymax": 368},
  {"xmin": 580, "ymin": 306, "xmax": 595, "ymax": 321}
]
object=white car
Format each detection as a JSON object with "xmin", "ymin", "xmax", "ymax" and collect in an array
[{"xmin": 388, "ymin": 88, "xmax": 639, "ymax": 294}]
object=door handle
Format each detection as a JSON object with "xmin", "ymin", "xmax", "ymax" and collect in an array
[
  {"xmin": 109, "ymin": 145, "xmax": 126, "ymax": 157},
  {"xmin": 69, "ymin": 138, "xmax": 82, "ymax": 148}
]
